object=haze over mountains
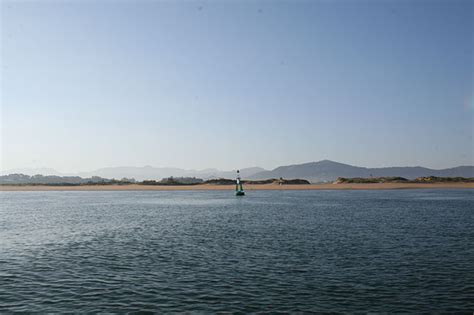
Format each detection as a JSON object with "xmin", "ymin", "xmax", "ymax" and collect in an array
[
  {"xmin": 2, "ymin": 160, "xmax": 473, "ymax": 183},
  {"xmin": 76, "ymin": 166, "xmax": 266, "ymax": 182},
  {"xmin": 0, "ymin": 166, "xmax": 266, "ymax": 182}
]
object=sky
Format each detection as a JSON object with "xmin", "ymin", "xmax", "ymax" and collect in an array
[{"xmin": 1, "ymin": 0, "xmax": 473, "ymax": 173}]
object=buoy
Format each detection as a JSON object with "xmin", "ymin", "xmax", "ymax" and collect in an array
[{"xmin": 235, "ymin": 170, "xmax": 245, "ymax": 196}]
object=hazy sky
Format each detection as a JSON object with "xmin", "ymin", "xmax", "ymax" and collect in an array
[{"xmin": 1, "ymin": 0, "xmax": 473, "ymax": 172}]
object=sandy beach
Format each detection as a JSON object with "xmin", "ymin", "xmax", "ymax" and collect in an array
[{"xmin": 1, "ymin": 183, "xmax": 473, "ymax": 191}]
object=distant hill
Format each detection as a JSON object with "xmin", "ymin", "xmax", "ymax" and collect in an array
[
  {"xmin": 0, "ymin": 174, "xmax": 131, "ymax": 185},
  {"xmin": 248, "ymin": 160, "xmax": 474, "ymax": 183},
  {"xmin": 76, "ymin": 166, "xmax": 266, "ymax": 181},
  {"xmin": 0, "ymin": 167, "xmax": 62, "ymax": 176},
  {"xmin": 0, "ymin": 166, "xmax": 267, "ymax": 181}
]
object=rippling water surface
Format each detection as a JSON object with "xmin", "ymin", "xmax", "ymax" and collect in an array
[{"xmin": 1, "ymin": 189, "xmax": 473, "ymax": 312}]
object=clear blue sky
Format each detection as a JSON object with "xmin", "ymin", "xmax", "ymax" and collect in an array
[{"xmin": 1, "ymin": 0, "xmax": 473, "ymax": 172}]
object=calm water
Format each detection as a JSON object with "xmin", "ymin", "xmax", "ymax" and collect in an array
[{"xmin": 0, "ymin": 189, "xmax": 473, "ymax": 312}]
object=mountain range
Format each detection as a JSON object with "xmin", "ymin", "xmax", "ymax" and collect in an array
[
  {"xmin": 248, "ymin": 160, "xmax": 474, "ymax": 182},
  {"xmin": 2, "ymin": 160, "xmax": 473, "ymax": 183},
  {"xmin": 0, "ymin": 166, "xmax": 266, "ymax": 181}
]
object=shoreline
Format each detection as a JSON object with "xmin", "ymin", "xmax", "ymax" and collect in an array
[{"xmin": 0, "ymin": 183, "xmax": 473, "ymax": 191}]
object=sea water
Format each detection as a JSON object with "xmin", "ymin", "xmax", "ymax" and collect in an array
[{"xmin": 0, "ymin": 189, "xmax": 473, "ymax": 312}]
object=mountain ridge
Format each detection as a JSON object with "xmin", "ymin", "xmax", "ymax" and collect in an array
[
  {"xmin": 249, "ymin": 160, "xmax": 474, "ymax": 182},
  {"xmin": 2, "ymin": 160, "xmax": 473, "ymax": 182}
]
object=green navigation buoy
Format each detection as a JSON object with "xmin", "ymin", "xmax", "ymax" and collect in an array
[{"xmin": 235, "ymin": 170, "xmax": 245, "ymax": 196}]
